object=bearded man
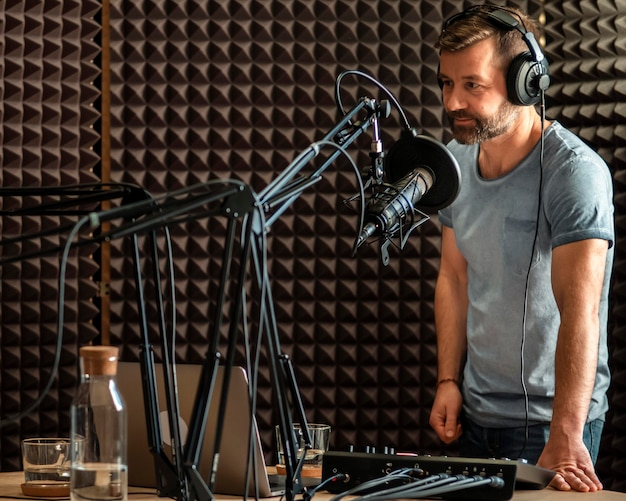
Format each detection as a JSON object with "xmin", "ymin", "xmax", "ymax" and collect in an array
[{"xmin": 429, "ymin": 4, "xmax": 614, "ymax": 493}]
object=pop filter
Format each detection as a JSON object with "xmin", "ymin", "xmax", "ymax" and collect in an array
[{"xmin": 385, "ymin": 129, "xmax": 461, "ymax": 212}]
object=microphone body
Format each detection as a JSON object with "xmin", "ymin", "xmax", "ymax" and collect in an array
[
  {"xmin": 356, "ymin": 167, "xmax": 434, "ymax": 248},
  {"xmin": 352, "ymin": 129, "xmax": 461, "ymax": 253}
]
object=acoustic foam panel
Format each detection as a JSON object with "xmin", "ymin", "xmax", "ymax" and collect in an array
[
  {"xmin": 106, "ymin": 0, "xmax": 625, "ymax": 492},
  {"xmin": 0, "ymin": 0, "xmax": 102, "ymax": 470},
  {"xmin": 543, "ymin": 1, "xmax": 626, "ymax": 492}
]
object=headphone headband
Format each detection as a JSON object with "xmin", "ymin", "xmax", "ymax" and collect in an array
[{"xmin": 442, "ymin": 5, "xmax": 526, "ymax": 34}]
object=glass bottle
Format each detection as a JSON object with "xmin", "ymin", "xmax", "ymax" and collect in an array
[{"xmin": 70, "ymin": 346, "xmax": 128, "ymax": 501}]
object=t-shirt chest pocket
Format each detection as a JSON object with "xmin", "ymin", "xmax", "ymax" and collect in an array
[{"xmin": 503, "ymin": 217, "xmax": 542, "ymax": 276}]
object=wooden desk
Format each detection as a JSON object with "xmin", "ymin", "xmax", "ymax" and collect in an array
[{"xmin": 1, "ymin": 471, "xmax": 625, "ymax": 501}]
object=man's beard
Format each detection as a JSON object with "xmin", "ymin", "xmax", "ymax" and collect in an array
[{"xmin": 448, "ymin": 102, "xmax": 520, "ymax": 145}]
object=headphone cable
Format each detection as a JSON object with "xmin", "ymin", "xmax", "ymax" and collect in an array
[{"xmin": 518, "ymin": 91, "xmax": 547, "ymax": 460}]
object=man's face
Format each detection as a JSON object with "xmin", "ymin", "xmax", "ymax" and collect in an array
[{"xmin": 438, "ymin": 38, "xmax": 520, "ymax": 145}]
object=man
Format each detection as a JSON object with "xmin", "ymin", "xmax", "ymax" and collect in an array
[{"xmin": 428, "ymin": 4, "xmax": 614, "ymax": 493}]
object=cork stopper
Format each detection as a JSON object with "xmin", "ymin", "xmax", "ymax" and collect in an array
[{"xmin": 80, "ymin": 345, "xmax": 119, "ymax": 376}]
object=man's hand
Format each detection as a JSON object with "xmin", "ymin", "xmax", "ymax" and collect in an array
[
  {"xmin": 429, "ymin": 381, "xmax": 463, "ymax": 444},
  {"xmin": 537, "ymin": 435, "xmax": 603, "ymax": 492}
]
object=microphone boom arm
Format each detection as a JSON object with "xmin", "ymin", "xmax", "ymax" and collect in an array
[{"xmin": 259, "ymin": 96, "xmax": 384, "ymax": 230}]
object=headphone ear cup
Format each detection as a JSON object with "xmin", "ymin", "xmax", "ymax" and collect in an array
[{"xmin": 507, "ymin": 51, "xmax": 551, "ymax": 106}]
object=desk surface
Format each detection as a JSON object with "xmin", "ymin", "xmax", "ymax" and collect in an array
[{"xmin": 0, "ymin": 471, "xmax": 624, "ymax": 501}]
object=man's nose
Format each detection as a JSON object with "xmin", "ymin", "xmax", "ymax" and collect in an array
[{"xmin": 444, "ymin": 85, "xmax": 466, "ymax": 112}]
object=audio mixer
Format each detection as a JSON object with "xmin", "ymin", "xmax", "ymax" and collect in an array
[{"xmin": 321, "ymin": 450, "xmax": 555, "ymax": 500}]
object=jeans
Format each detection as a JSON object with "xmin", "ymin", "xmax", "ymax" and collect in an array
[{"xmin": 459, "ymin": 413, "xmax": 604, "ymax": 464}]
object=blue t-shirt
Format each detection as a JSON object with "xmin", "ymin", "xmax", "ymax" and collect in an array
[{"xmin": 439, "ymin": 121, "xmax": 614, "ymax": 427}]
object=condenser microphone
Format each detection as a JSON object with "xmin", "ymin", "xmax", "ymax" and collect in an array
[
  {"xmin": 355, "ymin": 167, "xmax": 434, "ymax": 248},
  {"xmin": 355, "ymin": 129, "xmax": 461, "ymax": 248}
]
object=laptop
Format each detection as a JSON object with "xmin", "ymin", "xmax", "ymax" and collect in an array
[{"xmin": 116, "ymin": 361, "xmax": 285, "ymax": 497}]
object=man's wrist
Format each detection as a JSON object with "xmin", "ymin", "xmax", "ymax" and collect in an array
[{"xmin": 436, "ymin": 377, "xmax": 460, "ymax": 389}]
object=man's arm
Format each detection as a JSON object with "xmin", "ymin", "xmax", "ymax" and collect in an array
[
  {"xmin": 429, "ymin": 226, "xmax": 469, "ymax": 443},
  {"xmin": 537, "ymin": 238, "xmax": 609, "ymax": 492}
]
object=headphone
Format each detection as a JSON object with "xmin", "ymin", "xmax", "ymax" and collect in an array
[{"xmin": 439, "ymin": 5, "xmax": 550, "ymax": 106}]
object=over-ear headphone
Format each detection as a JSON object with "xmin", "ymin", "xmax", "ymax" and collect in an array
[{"xmin": 439, "ymin": 5, "xmax": 550, "ymax": 106}]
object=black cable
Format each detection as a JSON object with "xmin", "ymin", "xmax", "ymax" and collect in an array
[
  {"xmin": 354, "ymin": 474, "xmax": 453, "ymax": 501},
  {"xmin": 0, "ymin": 217, "xmax": 89, "ymax": 428},
  {"xmin": 301, "ymin": 473, "xmax": 347, "ymax": 501},
  {"xmin": 313, "ymin": 139, "xmax": 367, "ymax": 242},
  {"xmin": 358, "ymin": 474, "xmax": 505, "ymax": 501},
  {"xmin": 334, "ymin": 70, "xmax": 412, "ymax": 130},
  {"xmin": 328, "ymin": 469, "xmax": 417, "ymax": 501},
  {"xmin": 518, "ymin": 90, "xmax": 547, "ymax": 460}
]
